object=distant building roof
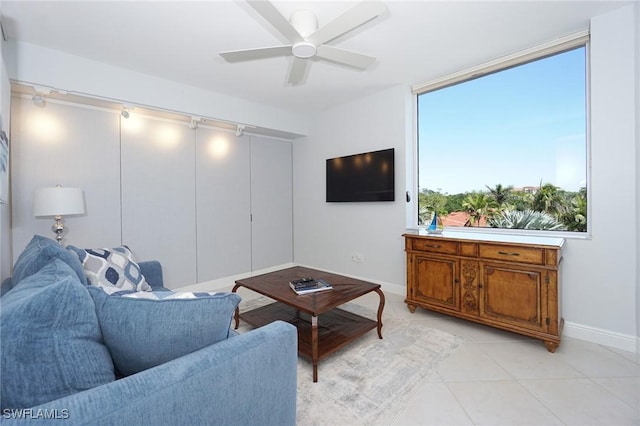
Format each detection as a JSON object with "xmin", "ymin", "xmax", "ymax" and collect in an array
[
  {"xmin": 443, "ymin": 211, "xmax": 487, "ymax": 227},
  {"xmin": 514, "ymin": 186, "xmax": 540, "ymax": 194}
]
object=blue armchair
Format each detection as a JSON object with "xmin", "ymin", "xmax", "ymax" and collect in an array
[
  {"xmin": 1, "ymin": 236, "xmax": 298, "ymax": 425},
  {"xmin": 3, "ymin": 321, "xmax": 298, "ymax": 425}
]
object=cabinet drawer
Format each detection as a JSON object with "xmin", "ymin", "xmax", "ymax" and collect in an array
[
  {"xmin": 478, "ymin": 244, "xmax": 544, "ymax": 265},
  {"xmin": 411, "ymin": 239, "xmax": 458, "ymax": 255}
]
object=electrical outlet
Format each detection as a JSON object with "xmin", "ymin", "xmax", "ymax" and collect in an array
[{"xmin": 351, "ymin": 253, "xmax": 365, "ymax": 263}]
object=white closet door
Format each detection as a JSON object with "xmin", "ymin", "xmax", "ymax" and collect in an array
[
  {"xmin": 250, "ymin": 136, "xmax": 293, "ymax": 270},
  {"xmin": 10, "ymin": 97, "xmax": 121, "ymax": 256},
  {"xmin": 195, "ymin": 128, "xmax": 251, "ymax": 281},
  {"xmin": 120, "ymin": 115, "xmax": 196, "ymax": 288}
]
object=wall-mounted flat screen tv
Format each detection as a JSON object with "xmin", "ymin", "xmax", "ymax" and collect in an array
[{"xmin": 326, "ymin": 148, "xmax": 395, "ymax": 202}]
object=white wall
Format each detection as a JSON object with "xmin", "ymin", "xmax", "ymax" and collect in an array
[
  {"xmin": 293, "ymin": 5, "xmax": 639, "ymax": 351},
  {"xmin": 294, "ymin": 85, "xmax": 412, "ymax": 293},
  {"xmin": 4, "ymin": 41, "xmax": 309, "ymax": 138},
  {"xmin": 561, "ymin": 4, "xmax": 638, "ymax": 350}
]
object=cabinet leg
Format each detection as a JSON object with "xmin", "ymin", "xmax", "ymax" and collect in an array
[
  {"xmin": 312, "ymin": 315, "xmax": 318, "ymax": 382},
  {"xmin": 407, "ymin": 303, "xmax": 417, "ymax": 313},
  {"xmin": 544, "ymin": 341, "xmax": 559, "ymax": 353}
]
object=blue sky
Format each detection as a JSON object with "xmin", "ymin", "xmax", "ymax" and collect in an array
[{"xmin": 417, "ymin": 47, "xmax": 587, "ymax": 195}]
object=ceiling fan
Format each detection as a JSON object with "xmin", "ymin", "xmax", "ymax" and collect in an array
[{"xmin": 219, "ymin": 1, "xmax": 386, "ymax": 85}]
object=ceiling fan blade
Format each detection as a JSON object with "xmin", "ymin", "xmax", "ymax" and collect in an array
[
  {"xmin": 220, "ymin": 45, "xmax": 292, "ymax": 62},
  {"xmin": 247, "ymin": 0, "xmax": 303, "ymax": 43},
  {"xmin": 307, "ymin": 1, "xmax": 386, "ymax": 45},
  {"xmin": 315, "ymin": 45, "xmax": 376, "ymax": 70},
  {"xmin": 288, "ymin": 57, "xmax": 309, "ymax": 85}
]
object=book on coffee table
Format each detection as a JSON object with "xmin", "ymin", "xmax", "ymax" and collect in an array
[{"xmin": 289, "ymin": 278, "xmax": 332, "ymax": 295}]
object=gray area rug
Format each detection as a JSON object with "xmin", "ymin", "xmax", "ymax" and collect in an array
[{"xmin": 237, "ymin": 297, "xmax": 464, "ymax": 425}]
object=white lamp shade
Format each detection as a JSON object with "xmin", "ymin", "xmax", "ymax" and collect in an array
[{"xmin": 33, "ymin": 187, "xmax": 85, "ymax": 217}]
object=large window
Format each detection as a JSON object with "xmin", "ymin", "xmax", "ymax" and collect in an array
[{"xmin": 416, "ymin": 41, "xmax": 588, "ymax": 234}]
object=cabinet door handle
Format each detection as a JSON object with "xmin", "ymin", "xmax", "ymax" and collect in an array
[
  {"xmin": 497, "ymin": 251, "xmax": 520, "ymax": 256},
  {"xmin": 424, "ymin": 244, "xmax": 441, "ymax": 249}
]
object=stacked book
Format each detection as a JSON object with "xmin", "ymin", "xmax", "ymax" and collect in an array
[{"xmin": 289, "ymin": 277, "xmax": 333, "ymax": 295}]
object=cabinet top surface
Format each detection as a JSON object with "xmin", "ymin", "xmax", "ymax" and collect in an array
[{"xmin": 403, "ymin": 229, "xmax": 565, "ymax": 248}]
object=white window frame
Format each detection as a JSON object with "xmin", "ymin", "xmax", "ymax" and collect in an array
[{"xmin": 410, "ymin": 31, "xmax": 591, "ymax": 239}]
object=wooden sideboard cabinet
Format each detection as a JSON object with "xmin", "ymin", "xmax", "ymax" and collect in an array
[{"xmin": 403, "ymin": 231, "xmax": 564, "ymax": 352}]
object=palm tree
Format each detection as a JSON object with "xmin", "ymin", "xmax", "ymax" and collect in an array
[
  {"xmin": 462, "ymin": 192, "xmax": 497, "ymax": 226},
  {"xmin": 485, "ymin": 184, "xmax": 513, "ymax": 207},
  {"xmin": 510, "ymin": 190, "xmax": 535, "ymax": 211},
  {"xmin": 418, "ymin": 189, "xmax": 448, "ymax": 225},
  {"xmin": 558, "ymin": 188, "xmax": 587, "ymax": 231},
  {"xmin": 488, "ymin": 210, "xmax": 566, "ymax": 230},
  {"xmin": 533, "ymin": 183, "xmax": 563, "ymax": 215}
]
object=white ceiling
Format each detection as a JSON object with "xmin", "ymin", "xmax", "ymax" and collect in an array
[{"xmin": 0, "ymin": 0, "xmax": 631, "ymax": 114}]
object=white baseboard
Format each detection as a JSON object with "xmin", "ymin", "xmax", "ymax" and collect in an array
[{"xmin": 563, "ymin": 321, "xmax": 639, "ymax": 353}]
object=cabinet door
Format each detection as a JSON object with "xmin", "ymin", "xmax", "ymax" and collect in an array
[
  {"xmin": 121, "ymin": 115, "xmax": 197, "ymax": 288},
  {"xmin": 479, "ymin": 263, "xmax": 548, "ymax": 333},
  {"xmin": 460, "ymin": 260, "xmax": 480, "ymax": 315},
  {"xmin": 410, "ymin": 254, "xmax": 459, "ymax": 311},
  {"xmin": 195, "ymin": 128, "xmax": 251, "ymax": 281},
  {"xmin": 249, "ymin": 137, "xmax": 293, "ymax": 271}
]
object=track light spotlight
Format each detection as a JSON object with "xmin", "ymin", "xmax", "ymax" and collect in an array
[
  {"xmin": 236, "ymin": 124, "xmax": 245, "ymax": 137},
  {"xmin": 189, "ymin": 116, "xmax": 201, "ymax": 130},
  {"xmin": 32, "ymin": 94, "xmax": 46, "ymax": 107},
  {"xmin": 120, "ymin": 103, "xmax": 135, "ymax": 119}
]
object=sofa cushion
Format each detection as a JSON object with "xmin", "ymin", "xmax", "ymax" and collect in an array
[
  {"xmin": 68, "ymin": 245, "xmax": 151, "ymax": 292},
  {"xmin": 0, "ymin": 259, "xmax": 116, "ymax": 409},
  {"xmin": 87, "ymin": 287, "xmax": 242, "ymax": 376},
  {"xmin": 12, "ymin": 235, "xmax": 86, "ymax": 286}
]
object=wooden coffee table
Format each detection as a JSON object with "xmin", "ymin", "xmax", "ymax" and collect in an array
[{"xmin": 232, "ymin": 266, "xmax": 385, "ymax": 382}]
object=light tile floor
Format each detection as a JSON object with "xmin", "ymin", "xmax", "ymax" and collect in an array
[
  {"xmin": 354, "ymin": 292, "xmax": 640, "ymax": 426},
  {"xmin": 235, "ymin": 287, "xmax": 639, "ymax": 425}
]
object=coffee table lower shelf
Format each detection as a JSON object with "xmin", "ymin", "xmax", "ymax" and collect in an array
[{"xmin": 240, "ymin": 302, "xmax": 378, "ymax": 363}]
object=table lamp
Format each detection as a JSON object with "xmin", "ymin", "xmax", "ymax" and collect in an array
[{"xmin": 33, "ymin": 185, "xmax": 85, "ymax": 245}]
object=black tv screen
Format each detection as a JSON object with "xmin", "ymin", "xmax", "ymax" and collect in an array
[{"xmin": 326, "ymin": 148, "xmax": 395, "ymax": 202}]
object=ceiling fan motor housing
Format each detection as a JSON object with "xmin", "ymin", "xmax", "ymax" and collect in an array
[{"xmin": 289, "ymin": 9, "xmax": 318, "ymax": 37}]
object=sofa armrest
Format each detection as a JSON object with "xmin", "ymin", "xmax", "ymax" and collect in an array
[
  {"xmin": 138, "ymin": 260, "xmax": 168, "ymax": 291},
  {"xmin": 4, "ymin": 321, "xmax": 297, "ymax": 425}
]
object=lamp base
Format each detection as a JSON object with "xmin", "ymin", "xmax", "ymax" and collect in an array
[{"xmin": 52, "ymin": 216, "xmax": 65, "ymax": 245}]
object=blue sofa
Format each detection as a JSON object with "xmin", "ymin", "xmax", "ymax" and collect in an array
[{"xmin": 0, "ymin": 236, "xmax": 297, "ymax": 425}]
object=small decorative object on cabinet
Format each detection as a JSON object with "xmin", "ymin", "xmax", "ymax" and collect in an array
[
  {"xmin": 403, "ymin": 230, "xmax": 564, "ymax": 352},
  {"xmin": 426, "ymin": 211, "xmax": 443, "ymax": 234}
]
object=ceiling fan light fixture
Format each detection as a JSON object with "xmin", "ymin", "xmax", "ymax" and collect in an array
[{"xmin": 292, "ymin": 41, "xmax": 316, "ymax": 59}]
